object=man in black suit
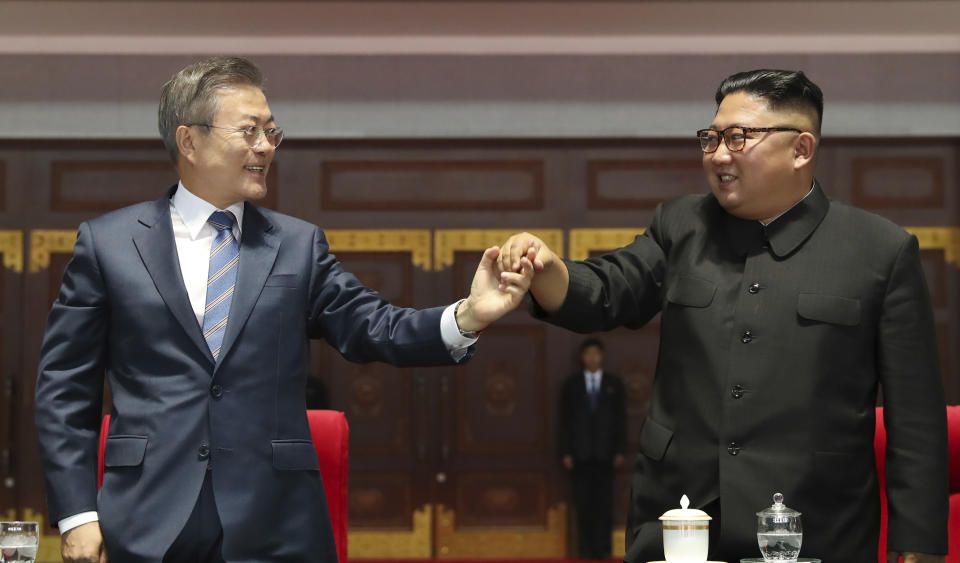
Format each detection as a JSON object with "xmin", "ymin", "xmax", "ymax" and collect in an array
[
  {"xmin": 559, "ymin": 338, "xmax": 626, "ymax": 560},
  {"xmin": 500, "ymin": 70, "xmax": 947, "ymax": 562}
]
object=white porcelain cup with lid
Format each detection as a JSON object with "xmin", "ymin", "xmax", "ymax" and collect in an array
[{"xmin": 659, "ymin": 494, "xmax": 711, "ymax": 562}]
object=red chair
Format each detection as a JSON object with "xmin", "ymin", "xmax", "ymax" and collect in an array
[
  {"xmin": 98, "ymin": 410, "xmax": 349, "ymax": 563},
  {"xmin": 875, "ymin": 406, "xmax": 960, "ymax": 561}
]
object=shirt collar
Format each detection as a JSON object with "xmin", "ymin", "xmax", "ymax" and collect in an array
[
  {"xmin": 761, "ymin": 182, "xmax": 816, "ymax": 226},
  {"xmin": 171, "ymin": 180, "xmax": 245, "ymax": 241},
  {"xmin": 723, "ymin": 180, "xmax": 828, "ymax": 258},
  {"xmin": 761, "ymin": 180, "xmax": 829, "ymax": 258},
  {"xmin": 583, "ymin": 370, "xmax": 603, "ymax": 379}
]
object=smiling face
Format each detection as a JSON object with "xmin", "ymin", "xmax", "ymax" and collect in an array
[
  {"xmin": 177, "ymin": 84, "xmax": 276, "ymax": 209},
  {"xmin": 703, "ymin": 91, "xmax": 817, "ymax": 223}
]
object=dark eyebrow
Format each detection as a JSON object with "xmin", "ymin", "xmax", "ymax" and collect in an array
[
  {"xmin": 707, "ymin": 122, "xmax": 747, "ymax": 130},
  {"xmin": 241, "ymin": 114, "xmax": 276, "ymax": 124}
]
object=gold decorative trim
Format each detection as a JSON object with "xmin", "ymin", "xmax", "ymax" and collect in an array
[
  {"xmin": 325, "ymin": 230, "xmax": 432, "ymax": 272},
  {"xmin": 435, "ymin": 502, "xmax": 567, "ymax": 559},
  {"xmin": 0, "ymin": 230, "xmax": 23, "ymax": 273},
  {"xmin": 348, "ymin": 504, "xmax": 433, "ymax": 559},
  {"xmin": 22, "ymin": 508, "xmax": 61, "ymax": 563},
  {"xmin": 29, "ymin": 229, "xmax": 78, "ymax": 273},
  {"xmin": 613, "ymin": 527, "xmax": 626, "ymax": 559},
  {"xmin": 907, "ymin": 226, "xmax": 960, "ymax": 266},
  {"xmin": 434, "ymin": 230, "xmax": 563, "ymax": 272},
  {"xmin": 569, "ymin": 228, "xmax": 645, "ymax": 262}
]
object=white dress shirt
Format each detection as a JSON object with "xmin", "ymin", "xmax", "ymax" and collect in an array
[
  {"xmin": 59, "ymin": 181, "xmax": 476, "ymax": 533},
  {"xmin": 584, "ymin": 369, "xmax": 604, "ymax": 395}
]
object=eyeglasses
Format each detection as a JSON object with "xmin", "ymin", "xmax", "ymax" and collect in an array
[
  {"xmin": 188, "ymin": 124, "xmax": 284, "ymax": 148},
  {"xmin": 696, "ymin": 126, "xmax": 802, "ymax": 153}
]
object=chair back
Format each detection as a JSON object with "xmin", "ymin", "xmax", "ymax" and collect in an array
[
  {"xmin": 98, "ymin": 409, "xmax": 349, "ymax": 563},
  {"xmin": 875, "ymin": 405, "xmax": 960, "ymax": 561}
]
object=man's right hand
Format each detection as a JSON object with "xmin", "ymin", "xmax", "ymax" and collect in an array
[
  {"xmin": 497, "ymin": 232, "xmax": 569, "ymax": 312},
  {"xmin": 562, "ymin": 455, "xmax": 574, "ymax": 470},
  {"xmin": 61, "ymin": 521, "xmax": 107, "ymax": 563}
]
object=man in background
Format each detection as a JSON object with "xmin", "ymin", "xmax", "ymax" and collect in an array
[{"xmin": 559, "ymin": 338, "xmax": 625, "ymax": 560}]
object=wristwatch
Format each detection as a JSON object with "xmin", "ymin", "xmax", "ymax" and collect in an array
[{"xmin": 454, "ymin": 300, "xmax": 482, "ymax": 339}]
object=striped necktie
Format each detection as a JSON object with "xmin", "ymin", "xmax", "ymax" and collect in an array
[{"xmin": 202, "ymin": 210, "xmax": 239, "ymax": 360}]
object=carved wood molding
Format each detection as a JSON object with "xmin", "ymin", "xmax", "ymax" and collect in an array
[
  {"xmin": 435, "ymin": 502, "xmax": 567, "ymax": 558},
  {"xmin": 851, "ymin": 157, "xmax": 946, "ymax": 209},
  {"xmin": 348, "ymin": 503, "xmax": 432, "ymax": 559},
  {"xmin": 321, "ymin": 159, "xmax": 544, "ymax": 211},
  {"xmin": 325, "ymin": 229, "xmax": 432, "ymax": 272},
  {"xmin": 433, "ymin": 229, "xmax": 563, "ymax": 272},
  {"xmin": 907, "ymin": 226, "xmax": 960, "ymax": 267},
  {"xmin": 571, "ymin": 227, "xmax": 959, "ymax": 267},
  {"xmin": 587, "ymin": 158, "xmax": 700, "ymax": 210},
  {"xmin": 28, "ymin": 230, "xmax": 77, "ymax": 273},
  {"xmin": 568, "ymin": 228, "xmax": 645, "ymax": 261},
  {"xmin": 613, "ymin": 527, "xmax": 626, "ymax": 559},
  {"xmin": 0, "ymin": 231, "xmax": 23, "ymax": 273}
]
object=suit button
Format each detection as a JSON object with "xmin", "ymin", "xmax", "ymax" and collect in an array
[
  {"xmin": 741, "ymin": 330, "xmax": 753, "ymax": 344},
  {"xmin": 727, "ymin": 442, "xmax": 741, "ymax": 456},
  {"xmin": 748, "ymin": 283, "xmax": 761, "ymax": 294},
  {"xmin": 211, "ymin": 384, "xmax": 223, "ymax": 399},
  {"xmin": 198, "ymin": 444, "xmax": 210, "ymax": 460},
  {"xmin": 731, "ymin": 385, "xmax": 744, "ymax": 399}
]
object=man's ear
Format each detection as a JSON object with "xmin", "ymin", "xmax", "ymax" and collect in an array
[
  {"xmin": 176, "ymin": 125, "xmax": 198, "ymax": 164},
  {"xmin": 794, "ymin": 132, "xmax": 817, "ymax": 171}
]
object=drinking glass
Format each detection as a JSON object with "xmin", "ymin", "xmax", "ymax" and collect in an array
[
  {"xmin": 756, "ymin": 493, "xmax": 802, "ymax": 562},
  {"xmin": 0, "ymin": 522, "xmax": 38, "ymax": 563}
]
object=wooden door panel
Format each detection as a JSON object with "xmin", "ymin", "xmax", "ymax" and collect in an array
[{"xmin": 0, "ymin": 231, "xmax": 22, "ymax": 519}]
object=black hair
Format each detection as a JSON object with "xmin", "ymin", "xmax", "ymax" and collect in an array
[
  {"xmin": 580, "ymin": 338, "xmax": 604, "ymax": 354},
  {"xmin": 715, "ymin": 69, "xmax": 823, "ymax": 136}
]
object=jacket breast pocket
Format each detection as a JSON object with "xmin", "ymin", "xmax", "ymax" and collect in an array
[
  {"xmin": 264, "ymin": 274, "xmax": 299, "ymax": 288},
  {"xmin": 639, "ymin": 417, "xmax": 674, "ymax": 461},
  {"xmin": 103, "ymin": 435, "xmax": 148, "ymax": 468},
  {"xmin": 797, "ymin": 293, "xmax": 861, "ymax": 326},
  {"xmin": 272, "ymin": 439, "xmax": 320, "ymax": 471},
  {"xmin": 666, "ymin": 275, "xmax": 717, "ymax": 308}
]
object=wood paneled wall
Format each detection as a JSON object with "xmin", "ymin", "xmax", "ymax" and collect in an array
[{"xmin": 0, "ymin": 137, "xmax": 956, "ymax": 559}]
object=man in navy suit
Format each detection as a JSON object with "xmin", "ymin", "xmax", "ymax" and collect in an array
[
  {"xmin": 35, "ymin": 56, "xmax": 534, "ymax": 563},
  {"xmin": 559, "ymin": 338, "xmax": 625, "ymax": 559}
]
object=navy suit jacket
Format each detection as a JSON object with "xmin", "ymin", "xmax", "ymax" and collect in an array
[
  {"xmin": 35, "ymin": 188, "xmax": 460, "ymax": 562},
  {"xmin": 558, "ymin": 373, "xmax": 625, "ymax": 462}
]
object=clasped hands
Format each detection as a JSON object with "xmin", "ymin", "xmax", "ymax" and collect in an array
[{"xmin": 457, "ymin": 233, "xmax": 565, "ymax": 334}]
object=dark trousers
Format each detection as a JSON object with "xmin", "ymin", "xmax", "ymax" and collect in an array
[
  {"xmin": 572, "ymin": 460, "xmax": 613, "ymax": 559},
  {"xmin": 164, "ymin": 470, "xmax": 225, "ymax": 563}
]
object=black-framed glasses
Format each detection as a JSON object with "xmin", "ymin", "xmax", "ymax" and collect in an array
[
  {"xmin": 697, "ymin": 126, "xmax": 802, "ymax": 153},
  {"xmin": 188, "ymin": 124, "xmax": 284, "ymax": 148}
]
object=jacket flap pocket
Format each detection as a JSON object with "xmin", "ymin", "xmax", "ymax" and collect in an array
[
  {"xmin": 104, "ymin": 435, "xmax": 148, "ymax": 468},
  {"xmin": 272, "ymin": 440, "xmax": 320, "ymax": 471},
  {"xmin": 264, "ymin": 274, "xmax": 298, "ymax": 288},
  {"xmin": 639, "ymin": 417, "xmax": 673, "ymax": 461},
  {"xmin": 797, "ymin": 293, "xmax": 861, "ymax": 326},
  {"xmin": 666, "ymin": 275, "xmax": 717, "ymax": 308}
]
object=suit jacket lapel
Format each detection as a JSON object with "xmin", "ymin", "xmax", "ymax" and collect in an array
[
  {"xmin": 132, "ymin": 188, "xmax": 213, "ymax": 364},
  {"xmin": 216, "ymin": 203, "xmax": 280, "ymax": 368}
]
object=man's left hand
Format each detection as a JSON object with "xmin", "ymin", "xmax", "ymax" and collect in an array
[
  {"xmin": 457, "ymin": 246, "xmax": 534, "ymax": 333},
  {"xmin": 887, "ymin": 552, "xmax": 945, "ymax": 563}
]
